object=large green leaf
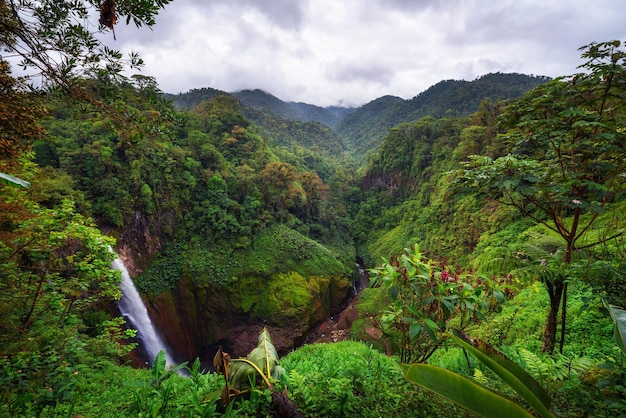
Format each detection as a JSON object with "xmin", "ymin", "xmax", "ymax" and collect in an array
[
  {"xmin": 151, "ymin": 350, "xmax": 187, "ymax": 386},
  {"xmin": 0, "ymin": 172, "xmax": 30, "ymax": 188},
  {"xmin": 603, "ymin": 300, "xmax": 626, "ymax": 356},
  {"xmin": 451, "ymin": 331, "xmax": 554, "ymax": 418},
  {"xmin": 229, "ymin": 327, "xmax": 282, "ymax": 389},
  {"xmin": 403, "ymin": 363, "xmax": 534, "ymax": 418}
]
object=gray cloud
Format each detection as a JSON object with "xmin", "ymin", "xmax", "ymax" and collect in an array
[
  {"xmin": 104, "ymin": 0, "xmax": 625, "ymax": 106},
  {"xmin": 328, "ymin": 60, "xmax": 394, "ymax": 86}
]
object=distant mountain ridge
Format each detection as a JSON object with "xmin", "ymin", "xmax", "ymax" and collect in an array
[
  {"xmin": 165, "ymin": 88, "xmax": 355, "ymax": 128},
  {"xmin": 232, "ymin": 89, "xmax": 355, "ymax": 128},
  {"xmin": 165, "ymin": 72, "xmax": 550, "ymax": 159},
  {"xmin": 336, "ymin": 72, "xmax": 551, "ymax": 157}
]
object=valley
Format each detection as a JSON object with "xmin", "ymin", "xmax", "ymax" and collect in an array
[{"xmin": 1, "ymin": 25, "xmax": 625, "ymax": 416}]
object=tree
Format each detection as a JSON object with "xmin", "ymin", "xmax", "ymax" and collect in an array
[
  {"xmin": 1, "ymin": 0, "xmax": 171, "ymax": 84},
  {"xmin": 259, "ymin": 162, "xmax": 305, "ymax": 217},
  {"xmin": 0, "ymin": 59, "xmax": 46, "ymax": 168},
  {"xmin": 298, "ymin": 171, "xmax": 328, "ymax": 221},
  {"xmin": 459, "ymin": 41, "xmax": 626, "ymax": 353},
  {"xmin": 1, "ymin": 0, "xmax": 172, "ymax": 135}
]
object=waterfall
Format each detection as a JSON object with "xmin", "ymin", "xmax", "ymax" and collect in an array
[
  {"xmin": 355, "ymin": 261, "xmax": 370, "ymax": 295},
  {"xmin": 111, "ymin": 255, "xmax": 175, "ymax": 367}
]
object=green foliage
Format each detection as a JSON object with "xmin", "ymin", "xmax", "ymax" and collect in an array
[
  {"xmin": 0, "ymin": 198, "xmax": 121, "ymax": 335},
  {"xmin": 128, "ymin": 350, "xmax": 189, "ymax": 417},
  {"xmin": 449, "ymin": 331, "xmax": 554, "ymax": 417},
  {"xmin": 1, "ymin": 0, "xmax": 171, "ymax": 88},
  {"xmin": 457, "ymin": 40, "xmax": 626, "ymax": 353},
  {"xmin": 34, "ymin": 361, "xmax": 225, "ymax": 418},
  {"xmin": 0, "ymin": 349, "xmax": 81, "ymax": 416},
  {"xmin": 232, "ymin": 224, "xmax": 351, "ymax": 278},
  {"xmin": 350, "ymin": 111, "xmax": 504, "ymax": 263},
  {"xmin": 369, "ymin": 245, "xmax": 516, "ymax": 363},
  {"xmin": 135, "ymin": 242, "xmax": 185, "ymax": 293},
  {"xmin": 0, "ymin": 59, "xmax": 48, "ymax": 166},
  {"xmin": 0, "ymin": 158, "xmax": 138, "ymax": 416},
  {"xmin": 282, "ymin": 340, "xmax": 460, "ymax": 417},
  {"xmin": 604, "ymin": 300, "xmax": 626, "ymax": 356},
  {"xmin": 337, "ymin": 74, "xmax": 548, "ymax": 159},
  {"xmin": 427, "ymin": 280, "xmax": 625, "ymax": 417},
  {"xmin": 514, "ymin": 348, "xmax": 595, "ymax": 392},
  {"xmin": 404, "ymin": 363, "xmax": 536, "ymax": 418}
]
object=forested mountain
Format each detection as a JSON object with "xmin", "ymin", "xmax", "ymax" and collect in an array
[
  {"xmin": 336, "ymin": 73, "xmax": 550, "ymax": 157},
  {"xmin": 168, "ymin": 88, "xmax": 355, "ymax": 128},
  {"xmin": 166, "ymin": 88, "xmax": 355, "ymax": 175},
  {"xmin": 241, "ymin": 106, "xmax": 352, "ymax": 180},
  {"xmin": 334, "ymin": 94, "xmax": 404, "ymax": 156},
  {"xmin": 164, "ymin": 86, "xmax": 226, "ymax": 109},
  {"xmin": 233, "ymin": 89, "xmax": 356, "ymax": 128},
  {"xmin": 167, "ymin": 73, "xmax": 548, "ymax": 162}
]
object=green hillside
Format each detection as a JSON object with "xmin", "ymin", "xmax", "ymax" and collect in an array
[{"xmin": 336, "ymin": 73, "xmax": 550, "ymax": 158}]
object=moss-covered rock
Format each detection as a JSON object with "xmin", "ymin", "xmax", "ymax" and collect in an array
[{"xmin": 138, "ymin": 224, "xmax": 354, "ymax": 362}]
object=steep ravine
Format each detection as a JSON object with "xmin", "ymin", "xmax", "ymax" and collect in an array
[{"xmin": 116, "ymin": 245, "xmax": 354, "ymax": 365}]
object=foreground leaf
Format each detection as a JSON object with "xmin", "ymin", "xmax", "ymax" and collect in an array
[
  {"xmin": 229, "ymin": 327, "xmax": 281, "ymax": 390},
  {"xmin": 604, "ymin": 300, "xmax": 626, "ymax": 356},
  {"xmin": 403, "ymin": 363, "xmax": 534, "ymax": 418},
  {"xmin": 451, "ymin": 331, "xmax": 553, "ymax": 418}
]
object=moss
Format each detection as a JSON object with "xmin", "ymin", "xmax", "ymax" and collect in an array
[
  {"xmin": 231, "ymin": 272, "xmax": 333, "ymax": 326},
  {"xmin": 232, "ymin": 224, "xmax": 350, "ymax": 278},
  {"xmin": 231, "ymin": 276, "xmax": 267, "ymax": 314},
  {"xmin": 369, "ymin": 224, "xmax": 418, "ymax": 261},
  {"xmin": 265, "ymin": 272, "xmax": 316, "ymax": 318}
]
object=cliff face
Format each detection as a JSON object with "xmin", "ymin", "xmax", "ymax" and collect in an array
[
  {"xmin": 144, "ymin": 271, "xmax": 350, "ymax": 361},
  {"xmin": 117, "ymin": 209, "xmax": 176, "ymax": 276},
  {"xmin": 116, "ymin": 212, "xmax": 354, "ymax": 363}
]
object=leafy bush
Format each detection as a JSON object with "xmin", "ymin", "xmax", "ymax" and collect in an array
[
  {"xmin": 281, "ymin": 340, "xmax": 461, "ymax": 417},
  {"xmin": 369, "ymin": 244, "xmax": 516, "ymax": 363}
]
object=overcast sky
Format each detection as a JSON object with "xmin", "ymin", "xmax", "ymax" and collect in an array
[{"xmin": 105, "ymin": 0, "xmax": 626, "ymax": 107}]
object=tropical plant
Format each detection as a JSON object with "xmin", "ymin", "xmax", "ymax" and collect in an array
[
  {"xmin": 131, "ymin": 350, "xmax": 188, "ymax": 417},
  {"xmin": 282, "ymin": 340, "xmax": 459, "ymax": 417},
  {"xmin": 213, "ymin": 327, "xmax": 301, "ymax": 417},
  {"xmin": 369, "ymin": 244, "xmax": 516, "ymax": 363},
  {"xmin": 404, "ymin": 331, "xmax": 555, "ymax": 418}
]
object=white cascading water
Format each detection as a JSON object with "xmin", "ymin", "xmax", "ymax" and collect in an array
[{"xmin": 111, "ymin": 255, "xmax": 175, "ymax": 367}]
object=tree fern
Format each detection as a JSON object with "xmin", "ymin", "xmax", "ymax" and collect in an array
[
  {"xmin": 516, "ymin": 348, "xmax": 595, "ymax": 393},
  {"xmin": 474, "ymin": 231, "xmax": 567, "ymax": 282}
]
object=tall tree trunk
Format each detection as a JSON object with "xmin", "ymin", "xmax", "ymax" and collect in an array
[
  {"xmin": 541, "ymin": 279, "xmax": 564, "ymax": 353},
  {"xmin": 558, "ymin": 282, "xmax": 568, "ymax": 353},
  {"xmin": 558, "ymin": 211, "xmax": 578, "ymax": 353}
]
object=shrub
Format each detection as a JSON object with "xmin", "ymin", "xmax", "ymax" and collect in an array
[
  {"xmin": 369, "ymin": 244, "xmax": 516, "ymax": 363},
  {"xmin": 281, "ymin": 340, "xmax": 461, "ymax": 417}
]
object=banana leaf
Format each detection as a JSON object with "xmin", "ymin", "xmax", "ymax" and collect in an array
[
  {"xmin": 403, "ymin": 363, "xmax": 534, "ymax": 418},
  {"xmin": 604, "ymin": 299, "xmax": 626, "ymax": 356},
  {"xmin": 229, "ymin": 327, "xmax": 283, "ymax": 390},
  {"xmin": 450, "ymin": 331, "xmax": 554, "ymax": 418}
]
